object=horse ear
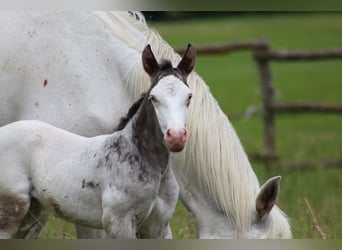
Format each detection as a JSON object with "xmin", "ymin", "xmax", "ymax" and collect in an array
[
  {"xmin": 255, "ymin": 176, "xmax": 281, "ymax": 219},
  {"xmin": 142, "ymin": 44, "xmax": 160, "ymax": 76},
  {"xmin": 177, "ymin": 44, "xmax": 196, "ymax": 76}
]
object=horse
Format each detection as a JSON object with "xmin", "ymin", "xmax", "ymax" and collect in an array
[
  {"xmin": 0, "ymin": 44, "xmax": 195, "ymax": 239},
  {"xmin": 0, "ymin": 11, "xmax": 292, "ymax": 238}
]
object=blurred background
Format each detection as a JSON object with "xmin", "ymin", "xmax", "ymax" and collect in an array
[
  {"xmin": 41, "ymin": 12, "xmax": 342, "ymax": 239},
  {"xmin": 145, "ymin": 12, "xmax": 342, "ymax": 239}
]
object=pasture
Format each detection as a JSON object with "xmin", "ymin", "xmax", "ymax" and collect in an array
[{"xmin": 40, "ymin": 12, "xmax": 342, "ymax": 239}]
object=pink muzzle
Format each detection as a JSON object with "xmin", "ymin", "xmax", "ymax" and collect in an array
[{"xmin": 165, "ymin": 128, "xmax": 188, "ymax": 152}]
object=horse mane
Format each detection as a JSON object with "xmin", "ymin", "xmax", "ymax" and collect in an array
[
  {"xmin": 101, "ymin": 11, "xmax": 291, "ymax": 238},
  {"xmin": 114, "ymin": 92, "xmax": 146, "ymax": 131}
]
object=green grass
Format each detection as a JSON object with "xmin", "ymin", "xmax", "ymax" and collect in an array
[{"xmin": 41, "ymin": 13, "xmax": 342, "ymax": 239}]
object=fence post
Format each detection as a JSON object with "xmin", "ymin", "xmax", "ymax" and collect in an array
[{"xmin": 254, "ymin": 45, "xmax": 277, "ymax": 159}]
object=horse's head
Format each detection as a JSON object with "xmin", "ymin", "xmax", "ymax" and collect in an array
[
  {"xmin": 247, "ymin": 176, "xmax": 292, "ymax": 239},
  {"xmin": 142, "ymin": 44, "xmax": 195, "ymax": 152}
]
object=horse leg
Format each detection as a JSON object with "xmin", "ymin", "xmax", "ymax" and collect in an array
[
  {"xmin": 0, "ymin": 193, "xmax": 30, "ymax": 239},
  {"xmin": 137, "ymin": 165, "xmax": 179, "ymax": 239},
  {"xmin": 14, "ymin": 198, "xmax": 50, "ymax": 239}
]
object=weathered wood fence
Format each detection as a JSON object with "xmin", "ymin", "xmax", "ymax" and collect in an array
[{"xmin": 175, "ymin": 40, "xmax": 342, "ymax": 169}]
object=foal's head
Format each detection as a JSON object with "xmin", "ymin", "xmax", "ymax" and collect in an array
[{"xmin": 142, "ymin": 44, "xmax": 195, "ymax": 152}]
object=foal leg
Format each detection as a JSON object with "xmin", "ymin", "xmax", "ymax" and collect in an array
[
  {"xmin": 137, "ymin": 197, "xmax": 173, "ymax": 239},
  {"xmin": 0, "ymin": 193, "xmax": 30, "ymax": 239},
  {"xmin": 75, "ymin": 225, "xmax": 105, "ymax": 239},
  {"xmin": 14, "ymin": 198, "xmax": 50, "ymax": 239},
  {"xmin": 101, "ymin": 189, "xmax": 136, "ymax": 239},
  {"xmin": 137, "ymin": 165, "xmax": 179, "ymax": 239},
  {"xmin": 102, "ymin": 213, "xmax": 136, "ymax": 239}
]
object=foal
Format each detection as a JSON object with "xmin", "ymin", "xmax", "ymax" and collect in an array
[{"xmin": 0, "ymin": 44, "xmax": 195, "ymax": 239}]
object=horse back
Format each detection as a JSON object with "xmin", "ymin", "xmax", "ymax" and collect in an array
[{"xmin": 0, "ymin": 12, "xmax": 133, "ymax": 136}]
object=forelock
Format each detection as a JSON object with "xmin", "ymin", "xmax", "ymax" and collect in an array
[
  {"xmin": 150, "ymin": 65, "xmax": 188, "ymax": 89},
  {"xmin": 159, "ymin": 59, "xmax": 173, "ymax": 71}
]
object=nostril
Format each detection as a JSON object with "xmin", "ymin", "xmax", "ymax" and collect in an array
[
  {"xmin": 166, "ymin": 129, "xmax": 172, "ymax": 138},
  {"xmin": 166, "ymin": 128, "xmax": 188, "ymax": 144},
  {"xmin": 182, "ymin": 129, "xmax": 188, "ymax": 142}
]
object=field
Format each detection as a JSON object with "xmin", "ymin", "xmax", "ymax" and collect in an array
[{"xmin": 40, "ymin": 12, "xmax": 342, "ymax": 239}]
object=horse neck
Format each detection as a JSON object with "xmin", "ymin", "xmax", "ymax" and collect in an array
[
  {"xmin": 130, "ymin": 97, "xmax": 169, "ymax": 170},
  {"xmin": 178, "ymin": 78, "xmax": 262, "ymax": 237}
]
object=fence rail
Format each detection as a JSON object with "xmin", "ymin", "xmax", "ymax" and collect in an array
[
  {"xmin": 175, "ymin": 39, "xmax": 268, "ymax": 54},
  {"xmin": 175, "ymin": 39, "xmax": 342, "ymax": 169},
  {"xmin": 254, "ymin": 48, "xmax": 342, "ymax": 61},
  {"xmin": 270, "ymin": 102, "xmax": 342, "ymax": 114}
]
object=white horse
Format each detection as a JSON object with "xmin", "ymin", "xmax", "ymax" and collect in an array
[
  {"xmin": 0, "ymin": 11, "xmax": 291, "ymax": 238},
  {"xmin": 0, "ymin": 44, "xmax": 195, "ymax": 239}
]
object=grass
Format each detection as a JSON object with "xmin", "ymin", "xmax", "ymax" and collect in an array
[{"xmin": 41, "ymin": 12, "xmax": 342, "ymax": 239}]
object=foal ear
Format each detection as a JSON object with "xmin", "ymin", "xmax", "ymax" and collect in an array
[
  {"xmin": 142, "ymin": 44, "xmax": 160, "ymax": 76},
  {"xmin": 177, "ymin": 44, "xmax": 196, "ymax": 76},
  {"xmin": 255, "ymin": 176, "xmax": 281, "ymax": 219}
]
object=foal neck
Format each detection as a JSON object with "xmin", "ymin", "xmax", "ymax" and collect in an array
[{"xmin": 131, "ymin": 97, "xmax": 169, "ymax": 169}]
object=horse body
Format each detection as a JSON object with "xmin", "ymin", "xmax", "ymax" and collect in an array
[
  {"xmin": 0, "ymin": 11, "xmax": 133, "ymax": 136},
  {"xmin": 0, "ymin": 11, "xmax": 291, "ymax": 238},
  {"xmin": 0, "ymin": 44, "xmax": 195, "ymax": 239}
]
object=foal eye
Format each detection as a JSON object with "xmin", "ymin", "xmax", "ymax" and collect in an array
[
  {"xmin": 186, "ymin": 94, "xmax": 192, "ymax": 107},
  {"xmin": 149, "ymin": 95, "xmax": 157, "ymax": 103}
]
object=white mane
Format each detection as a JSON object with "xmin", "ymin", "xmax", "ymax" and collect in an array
[{"xmin": 99, "ymin": 11, "xmax": 291, "ymax": 238}]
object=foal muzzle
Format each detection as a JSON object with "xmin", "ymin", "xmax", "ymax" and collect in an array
[{"xmin": 165, "ymin": 127, "xmax": 188, "ymax": 152}]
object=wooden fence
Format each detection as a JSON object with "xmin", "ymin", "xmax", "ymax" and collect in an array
[{"xmin": 175, "ymin": 40, "xmax": 342, "ymax": 169}]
